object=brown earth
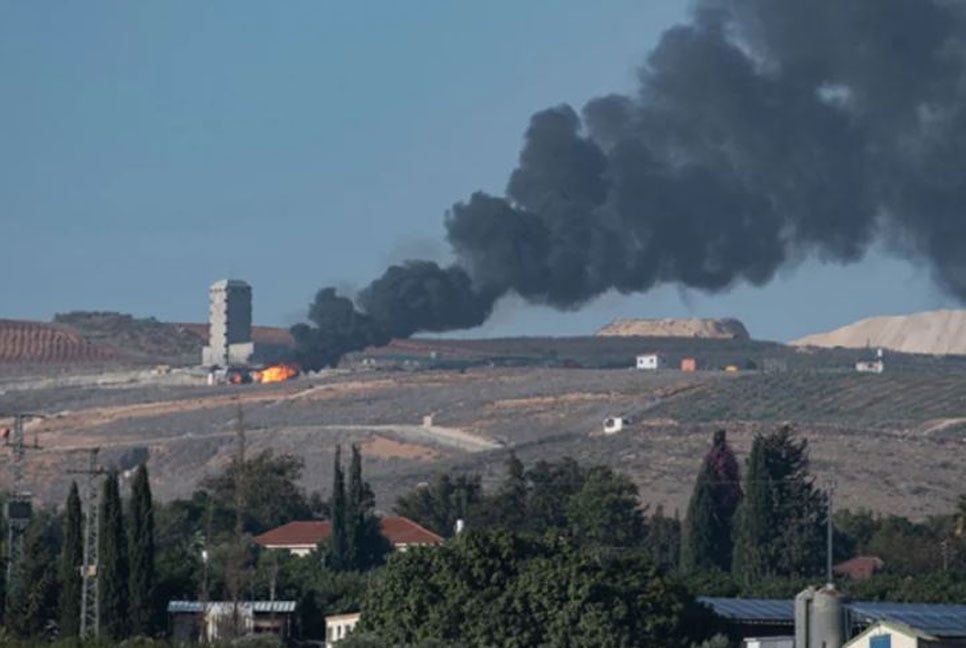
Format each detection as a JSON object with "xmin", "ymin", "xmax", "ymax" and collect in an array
[
  {"xmin": 596, "ymin": 317, "xmax": 750, "ymax": 339},
  {"xmin": 0, "ymin": 319, "xmax": 117, "ymax": 364},
  {"xmin": 2, "ymin": 365, "xmax": 965, "ymax": 521}
]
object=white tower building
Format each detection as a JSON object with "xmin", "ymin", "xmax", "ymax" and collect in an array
[{"xmin": 202, "ymin": 279, "xmax": 254, "ymax": 367}]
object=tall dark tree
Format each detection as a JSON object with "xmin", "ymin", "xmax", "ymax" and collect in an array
[
  {"xmin": 394, "ymin": 473, "xmax": 483, "ymax": 537},
  {"xmin": 328, "ymin": 446, "xmax": 348, "ymax": 570},
  {"xmin": 59, "ymin": 482, "xmax": 83, "ymax": 637},
  {"xmin": 682, "ymin": 430, "xmax": 743, "ymax": 573},
  {"xmin": 647, "ymin": 505, "xmax": 682, "ymax": 571},
  {"xmin": 5, "ymin": 516, "xmax": 59, "ymax": 638},
  {"xmin": 99, "ymin": 470, "xmax": 129, "ymax": 640},
  {"xmin": 129, "ymin": 463, "xmax": 157, "ymax": 636},
  {"xmin": 345, "ymin": 445, "xmax": 390, "ymax": 570},
  {"xmin": 732, "ymin": 427, "xmax": 826, "ymax": 583}
]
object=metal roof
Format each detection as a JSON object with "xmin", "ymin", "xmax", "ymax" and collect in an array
[
  {"xmin": 698, "ymin": 597, "xmax": 794, "ymax": 624},
  {"xmin": 167, "ymin": 601, "xmax": 297, "ymax": 614},
  {"xmin": 699, "ymin": 597, "xmax": 966, "ymax": 637},
  {"xmin": 849, "ymin": 601, "xmax": 966, "ymax": 637}
]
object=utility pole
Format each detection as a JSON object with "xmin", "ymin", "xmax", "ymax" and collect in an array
[
  {"xmin": 67, "ymin": 448, "xmax": 105, "ymax": 640},
  {"xmin": 2, "ymin": 412, "xmax": 44, "ymax": 585},
  {"xmin": 826, "ymin": 479, "xmax": 836, "ymax": 586},
  {"xmin": 230, "ymin": 398, "xmax": 247, "ymax": 637}
]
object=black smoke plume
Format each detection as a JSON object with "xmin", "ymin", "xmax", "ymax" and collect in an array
[{"xmin": 294, "ymin": 0, "xmax": 966, "ymax": 369}]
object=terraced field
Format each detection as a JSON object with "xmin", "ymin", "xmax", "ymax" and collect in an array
[
  {"xmin": 651, "ymin": 370, "xmax": 966, "ymax": 427},
  {"xmin": 0, "ymin": 319, "xmax": 116, "ymax": 364}
]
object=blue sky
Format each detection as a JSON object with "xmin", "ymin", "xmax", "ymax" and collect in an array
[{"xmin": 0, "ymin": 1, "xmax": 955, "ymax": 342}]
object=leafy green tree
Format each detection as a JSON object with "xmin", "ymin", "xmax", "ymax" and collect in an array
[
  {"xmin": 487, "ymin": 453, "xmax": 528, "ymax": 530},
  {"xmin": 201, "ymin": 449, "xmax": 314, "ymax": 535},
  {"xmin": 565, "ymin": 465, "xmax": 645, "ymax": 547},
  {"xmin": 99, "ymin": 470, "xmax": 130, "ymax": 639},
  {"xmin": 359, "ymin": 529, "xmax": 710, "ymax": 648},
  {"xmin": 129, "ymin": 463, "xmax": 157, "ymax": 636},
  {"xmin": 346, "ymin": 444, "xmax": 390, "ymax": 570},
  {"xmin": 329, "ymin": 446, "xmax": 349, "ymax": 570},
  {"xmin": 732, "ymin": 426, "xmax": 825, "ymax": 583},
  {"xmin": 524, "ymin": 457, "xmax": 585, "ymax": 533},
  {"xmin": 59, "ymin": 481, "xmax": 83, "ymax": 637},
  {"xmin": 5, "ymin": 516, "xmax": 59, "ymax": 638},
  {"xmin": 682, "ymin": 430, "xmax": 742, "ymax": 572},
  {"xmin": 394, "ymin": 474, "xmax": 483, "ymax": 537}
]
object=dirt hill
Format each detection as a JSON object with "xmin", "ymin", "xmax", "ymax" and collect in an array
[
  {"xmin": 792, "ymin": 310, "xmax": 966, "ymax": 356},
  {"xmin": 596, "ymin": 317, "xmax": 750, "ymax": 339},
  {"xmin": 0, "ymin": 319, "xmax": 117, "ymax": 364}
]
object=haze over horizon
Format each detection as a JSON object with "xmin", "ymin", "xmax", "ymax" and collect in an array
[{"xmin": 1, "ymin": 1, "xmax": 959, "ymax": 343}]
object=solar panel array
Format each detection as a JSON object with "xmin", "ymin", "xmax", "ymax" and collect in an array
[
  {"xmin": 699, "ymin": 597, "xmax": 966, "ymax": 637},
  {"xmin": 849, "ymin": 601, "xmax": 966, "ymax": 638}
]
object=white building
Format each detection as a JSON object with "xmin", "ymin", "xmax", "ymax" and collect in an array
[
  {"xmin": 636, "ymin": 354, "xmax": 662, "ymax": 370},
  {"xmin": 603, "ymin": 416, "xmax": 630, "ymax": 434},
  {"xmin": 855, "ymin": 360, "xmax": 884, "ymax": 374},
  {"xmin": 326, "ymin": 612, "xmax": 361, "ymax": 648},
  {"xmin": 845, "ymin": 619, "xmax": 958, "ymax": 648}
]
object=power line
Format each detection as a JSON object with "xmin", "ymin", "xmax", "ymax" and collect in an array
[{"xmin": 67, "ymin": 448, "xmax": 106, "ymax": 640}]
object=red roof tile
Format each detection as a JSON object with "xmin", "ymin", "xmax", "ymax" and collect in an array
[{"xmin": 254, "ymin": 516, "xmax": 443, "ymax": 548}]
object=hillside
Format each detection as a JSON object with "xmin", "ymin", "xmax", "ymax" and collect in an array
[
  {"xmin": 0, "ymin": 319, "xmax": 117, "ymax": 364},
  {"xmin": 0, "ymin": 313, "xmax": 294, "ymax": 367},
  {"xmin": 792, "ymin": 310, "xmax": 966, "ymax": 356},
  {"xmin": 596, "ymin": 317, "xmax": 750, "ymax": 339},
  {"xmin": 4, "ymin": 363, "xmax": 966, "ymax": 520}
]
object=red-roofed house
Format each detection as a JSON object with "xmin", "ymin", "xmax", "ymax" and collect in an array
[{"xmin": 254, "ymin": 516, "xmax": 444, "ymax": 556}]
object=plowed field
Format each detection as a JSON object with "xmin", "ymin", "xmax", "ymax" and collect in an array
[{"xmin": 0, "ymin": 320, "xmax": 116, "ymax": 364}]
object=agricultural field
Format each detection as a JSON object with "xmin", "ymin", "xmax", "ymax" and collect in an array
[{"xmin": 2, "ymin": 360, "xmax": 965, "ymax": 521}]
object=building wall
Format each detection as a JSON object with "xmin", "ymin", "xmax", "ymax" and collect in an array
[
  {"xmin": 203, "ymin": 279, "xmax": 253, "ymax": 367},
  {"xmin": 326, "ymin": 613, "xmax": 360, "ymax": 648},
  {"xmin": 636, "ymin": 354, "xmax": 660, "ymax": 370},
  {"xmin": 846, "ymin": 624, "xmax": 919, "ymax": 648}
]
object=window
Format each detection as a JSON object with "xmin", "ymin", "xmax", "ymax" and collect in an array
[{"xmin": 870, "ymin": 634, "xmax": 891, "ymax": 648}]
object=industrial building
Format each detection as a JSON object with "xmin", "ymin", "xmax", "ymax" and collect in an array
[
  {"xmin": 202, "ymin": 279, "xmax": 254, "ymax": 367},
  {"xmin": 700, "ymin": 591, "xmax": 966, "ymax": 648}
]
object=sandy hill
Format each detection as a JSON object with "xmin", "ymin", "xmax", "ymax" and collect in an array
[
  {"xmin": 792, "ymin": 310, "xmax": 966, "ymax": 356},
  {"xmin": 596, "ymin": 317, "xmax": 750, "ymax": 339}
]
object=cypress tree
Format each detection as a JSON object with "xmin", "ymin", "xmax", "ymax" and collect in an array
[
  {"xmin": 5, "ymin": 517, "xmax": 58, "ymax": 638},
  {"xmin": 98, "ymin": 470, "xmax": 129, "ymax": 639},
  {"xmin": 682, "ymin": 464, "xmax": 717, "ymax": 572},
  {"xmin": 59, "ymin": 482, "xmax": 83, "ymax": 636},
  {"xmin": 345, "ymin": 444, "xmax": 389, "ymax": 570},
  {"xmin": 129, "ymin": 463, "xmax": 156, "ymax": 636},
  {"xmin": 329, "ymin": 446, "xmax": 348, "ymax": 569},
  {"xmin": 682, "ymin": 430, "xmax": 742, "ymax": 573},
  {"xmin": 732, "ymin": 435, "xmax": 771, "ymax": 583}
]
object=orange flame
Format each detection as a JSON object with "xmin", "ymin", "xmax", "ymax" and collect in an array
[{"xmin": 254, "ymin": 364, "xmax": 299, "ymax": 384}]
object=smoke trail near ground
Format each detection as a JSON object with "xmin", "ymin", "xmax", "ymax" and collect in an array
[{"xmin": 293, "ymin": 0, "xmax": 966, "ymax": 369}]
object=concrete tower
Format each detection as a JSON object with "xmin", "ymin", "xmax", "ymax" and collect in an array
[{"xmin": 202, "ymin": 279, "xmax": 254, "ymax": 367}]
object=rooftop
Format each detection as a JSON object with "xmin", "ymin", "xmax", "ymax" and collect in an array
[{"xmin": 254, "ymin": 516, "xmax": 444, "ymax": 548}]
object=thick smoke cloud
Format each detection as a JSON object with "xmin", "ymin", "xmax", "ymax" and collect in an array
[{"xmin": 294, "ymin": 0, "xmax": 966, "ymax": 368}]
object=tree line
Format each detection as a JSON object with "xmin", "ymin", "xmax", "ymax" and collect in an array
[{"xmin": 2, "ymin": 426, "xmax": 965, "ymax": 645}]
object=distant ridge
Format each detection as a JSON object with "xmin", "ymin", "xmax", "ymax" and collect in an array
[
  {"xmin": 791, "ymin": 310, "xmax": 966, "ymax": 356},
  {"xmin": 596, "ymin": 317, "xmax": 750, "ymax": 340},
  {"xmin": 0, "ymin": 319, "xmax": 116, "ymax": 364}
]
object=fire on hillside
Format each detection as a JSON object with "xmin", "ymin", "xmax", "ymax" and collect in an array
[{"xmin": 223, "ymin": 363, "xmax": 300, "ymax": 385}]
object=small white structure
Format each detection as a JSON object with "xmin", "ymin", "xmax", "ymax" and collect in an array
[
  {"xmin": 326, "ymin": 612, "xmax": 361, "ymax": 648},
  {"xmin": 603, "ymin": 416, "xmax": 630, "ymax": 434},
  {"xmin": 743, "ymin": 638, "xmax": 793, "ymax": 648},
  {"xmin": 636, "ymin": 354, "xmax": 661, "ymax": 370},
  {"xmin": 855, "ymin": 360, "xmax": 884, "ymax": 374}
]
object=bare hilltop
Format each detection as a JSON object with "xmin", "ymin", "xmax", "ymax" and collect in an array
[
  {"xmin": 595, "ymin": 317, "xmax": 750, "ymax": 339},
  {"xmin": 792, "ymin": 309, "xmax": 966, "ymax": 356}
]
